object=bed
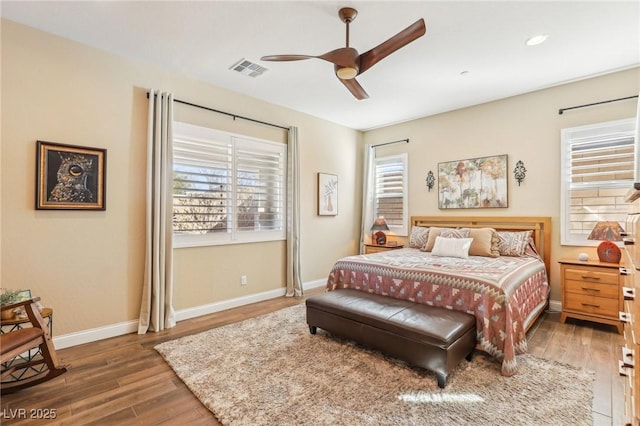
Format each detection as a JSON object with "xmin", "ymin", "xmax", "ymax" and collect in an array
[{"xmin": 326, "ymin": 216, "xmax": 551, "ymax": 376}]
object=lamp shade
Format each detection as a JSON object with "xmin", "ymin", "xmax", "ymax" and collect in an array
[
  {"xmin": 370, "ymin": 217, "xmax": 389, "ymax": 231},
  {"xmin": 588, "ymin": 221, "xmax": 624, "ymax": 264},
  {"xmin": 587, "ymin": 221, "xmax": 624, "ymax": 242}
]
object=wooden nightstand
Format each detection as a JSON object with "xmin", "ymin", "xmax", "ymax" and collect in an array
[
  {"xmin": 559, "ymin": 258, "xmax": 624, "ymax": 334},
  {"xmin": 364, "ymin": 244, "xmax": 404, "ymax": 254}
]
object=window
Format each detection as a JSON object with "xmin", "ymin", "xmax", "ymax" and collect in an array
[
  {"xmin": 560, "ymin": 118, "xmax": 635, "ymax": 245},
  {"xmin": 374, "ymin": 153, "xmax": 408, "ymax": 235},
  {"xmin": 172, "ymin": 122, "xmax": 286, "ymax": 247}
]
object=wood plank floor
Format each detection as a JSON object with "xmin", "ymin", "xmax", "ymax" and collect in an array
[{"xmin": 1, "ymin": 288, "xmax": 626, "ymax": 425}]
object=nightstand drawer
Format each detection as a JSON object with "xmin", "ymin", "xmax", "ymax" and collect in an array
[
  {"xmin": 564, "ymin": 279, "xmax": 619, "ymax": 299},
  {"xmin": 564, "ymin": 266, "xmax": 619, "ymax": 285},
  {"xmin": 363, "ymin": 244, "xmax": 403, "ymax": 254},
  {"xmin": 564, "ymin": 293, "xmax": 619, "ymax": 317}
]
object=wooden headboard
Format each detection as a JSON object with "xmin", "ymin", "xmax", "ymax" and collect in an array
[{"xmin": 410, "ymin": 216, "xmax": 552, "ymax": 275}]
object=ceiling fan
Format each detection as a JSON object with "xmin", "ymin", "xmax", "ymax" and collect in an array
[{"xmin": 261, "ymin": 7, "xmax": 426, "ymax": 100}]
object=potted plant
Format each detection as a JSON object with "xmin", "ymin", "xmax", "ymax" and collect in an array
[{"xmin": 1, "ymin": 288, "xmax": 24, "ymax": 320}]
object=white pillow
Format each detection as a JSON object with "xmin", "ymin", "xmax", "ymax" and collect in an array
[{"xmin": 431, "ymin": 236, "xmax": 473, "ymax": 259}]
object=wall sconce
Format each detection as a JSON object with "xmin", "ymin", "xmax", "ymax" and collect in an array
[
  {"xmin": 426, "ymin": 171, "xmax": 435, "ymax": 191},
  {"xmin": 513, "ymin": 160, "xmax": 526, "ymax": 186}
]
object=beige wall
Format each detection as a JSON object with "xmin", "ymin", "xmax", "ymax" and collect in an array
[
  {"xmin": 364, "ymin": 67, "xmax": 640, "ymax": 301},
  {"xmin": 2, "ymin": 18, "xmax": 638, "ymax": 342},
  {"xmin": 1, "ymin": 20, "xmax": 362, "ymax": 337}
]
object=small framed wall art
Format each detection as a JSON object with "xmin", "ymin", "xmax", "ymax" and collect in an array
[
  {"xmin": 317, "ymin": 172, "xmax": 338, "ymax": 216},
  {"xmin": 36, "ymin": 141, "xmax": 107, "ymax": 210}
]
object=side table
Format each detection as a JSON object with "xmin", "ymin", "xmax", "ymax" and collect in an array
[
  {"xmin": 1, "ymin": 307, "xmax": 53, "ymax": 335},
  {"xmin": 558, "ymin": 258, "xmax": 623, "ymax": 333},
  {"xmin": 1, "ymin": 307, "xmax": 54, "ymax": 383}
]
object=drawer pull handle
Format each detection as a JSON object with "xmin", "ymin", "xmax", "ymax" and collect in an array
[
  {"xmin": 581, "ymin": 275, "xmax": 601, "ymax": 280},
  {"xmin": 620, "ymin": 267, "xmax": 632, "ymax": 275},
  {"xmin": 581, "ymin": 287, "xmax": 601, "ymax": 292},
  {"xmin": 623, "ymin": 287, "xmax": 636, "ymax": 300},
  {"xmin": 620, "ymin": 312, "xmax": 632, "ymax": 323},
  {"xmin": 619, "ymin": 360, "xmax": 630, "ymax": 377},
  {"xmin": 581, "ymin": 303, "xmax": 600, "ymax": 308},
  {"xmin": 622, "ymin": 346, "xmax": 635, "ymax": 367}
]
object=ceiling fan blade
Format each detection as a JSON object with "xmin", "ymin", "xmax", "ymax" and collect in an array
[
  {"xmin": 260, "ymin": 55, "xmax": 316, "ymax": 61},
  {"xmin": 338, "ymin": 77, "xmax": 369, "ymax": 100},
  {"xmin": 358, "ymin": 19, "xmax": 426, "ymax": 75},
  {"xmin": 318, "ymin": 47, "xmax": 359, "ymax": 68}
]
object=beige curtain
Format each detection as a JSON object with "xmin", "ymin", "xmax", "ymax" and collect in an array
[
  {"xmin": 138, "ymin": 90, "xmax": 176, "ymax": 333},
  {"xmin": 359, "ymin": 144, "xmax": 375, "ymax": 254},
  {"xmin": 286, "ymin": 126, "xmax": 303, "ymax": 296}
]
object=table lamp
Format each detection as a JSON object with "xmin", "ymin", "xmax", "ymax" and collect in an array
[
  {"xmin": 587, "ymin": 221, "xmax": 624, "ymax": 264},
  {"xmin": 371, "ymin": 217, "xmax": 390, "ymax": 245}
]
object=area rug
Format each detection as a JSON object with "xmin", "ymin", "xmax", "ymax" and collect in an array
[{"xmin": 155, "ymin": 305, "xmax": 594, "ymax": 426}]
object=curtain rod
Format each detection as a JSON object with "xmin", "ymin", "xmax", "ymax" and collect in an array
[
  {"xmin": 372, "ymin": 138, "xmax": 409, "ymax": 148},
  {"xmin": 147, "ymin": 92, "xmax": 290, "ymax": 131},
  {"xmin": 558, "ymin": 95, "xmax": 639, "ymax": 115}
]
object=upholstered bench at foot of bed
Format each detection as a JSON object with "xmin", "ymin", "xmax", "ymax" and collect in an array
[{"xmin": 306, "ymin": 289, "xmax": 476, "ymax": 388}]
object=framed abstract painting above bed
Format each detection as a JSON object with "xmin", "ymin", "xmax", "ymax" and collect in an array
[
  {"xmin": 438, "ymin": 154, "xmax": 508, "ymax": 209},
  {"xmin": 326, "ymin": 215, "xmax": 551, "ymax": 377}
]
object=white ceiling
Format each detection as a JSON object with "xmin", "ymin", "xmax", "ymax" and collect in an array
[{"xmin": 2, "ymin": 1, "xmax": 639, "ymax": 130}]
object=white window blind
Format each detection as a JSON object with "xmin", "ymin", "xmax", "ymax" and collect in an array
[
  {"xmin": 172, "ymin": 122, "xmax": 286, "ymax": 247},
  {"xmin": 560, "ymin": 118, "xmax": 635, "ymax": 245},
  {"xmin": 235, "ymin": 139, "xmax": 285, "ymax": 233},
  {"xmin": 374, "ymin": 153, "xmax": 408, "ymax": 235}
]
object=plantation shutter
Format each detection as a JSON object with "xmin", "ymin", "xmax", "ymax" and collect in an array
[
  {"xmin": 374, "ymin": 154, "xmax": 408, "ymax": 233},
  {"xmin": 173, "ymin": 132, "xmax": 232, "ymax": 234},
  {"xmin": 235, "ymin": 138, "xmax": 285, "ymax": 232},
  {"xmin": 569, "ymin": 136, "xmax": 634, "ymax": 188},
  {"xmin": 561, "ymin": 118, "xmax": 636, "ymax": 244}
]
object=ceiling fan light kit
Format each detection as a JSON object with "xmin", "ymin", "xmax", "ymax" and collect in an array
[
  {"xmin": 261, "ymin": 7, "xmax": 426, "ymax": 100},
  {"xmin": 336, "ymin": 66, "xmax": 358, "ymax": 80}
]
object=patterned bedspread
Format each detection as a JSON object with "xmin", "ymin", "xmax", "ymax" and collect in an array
[{"xmin": 326, "ymin": 248, "xmax": 549, "ymax": 376}]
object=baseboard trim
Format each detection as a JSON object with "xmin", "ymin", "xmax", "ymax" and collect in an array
[
  {"xmin": 304, "ymin": 278, "xmax": 327, "ymax": 290},
  {"xmin": 53, "ymin": 279, "xmax": 328, "ymax": 349},
  {"xmin": 53, "ymin": 320, "xmax": 139, "ymax": 350},
  {"xmin": 548, "ymin": 299, "xmax": 561, "ymax": 313}
]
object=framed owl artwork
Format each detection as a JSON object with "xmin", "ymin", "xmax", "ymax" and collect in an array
[{"xmin": 36, "ymin": 141, "xmax": 107, "ymax": 210}]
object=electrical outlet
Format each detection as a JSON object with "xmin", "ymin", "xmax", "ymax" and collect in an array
[{"xmin": 241, "ymin": 275, "xmax": 247, "ymax": 286}]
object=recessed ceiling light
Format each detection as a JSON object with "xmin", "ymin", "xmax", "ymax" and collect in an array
[{"xmin": 525, "ymin": 34, "xmax": 548, "ymax": 46}]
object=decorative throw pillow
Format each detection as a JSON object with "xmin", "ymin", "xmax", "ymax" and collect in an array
[
  {"xmin": 461, "ymin": 227, "xmax": 500, "ymax": 257},
  {"xmin": 409, "ymin": 226, "xmax": 430, "ymax": 249},
  {"xmin": 439, "ymin": 229, "xmax": 470, "ymax": 239},
  {"xmin": 431, "ymin": 237, "xmax": 473, "ymax": 259},
  {"xmin": 497, "ymin": 230, "xmax": 533, "ymax": 256},
  {"xmin": 423, "ymin": 227, "xmax": 450, "ymax": 252}
]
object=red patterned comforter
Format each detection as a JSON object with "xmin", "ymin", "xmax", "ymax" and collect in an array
[{"xmin": 326, "ymin": 248, "xmax": 549, "ymax": 376}]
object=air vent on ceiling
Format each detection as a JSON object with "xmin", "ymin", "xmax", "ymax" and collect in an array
[{"xmin": 230, "ymin": 59, "xmax": 268, "ymax": 77}]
